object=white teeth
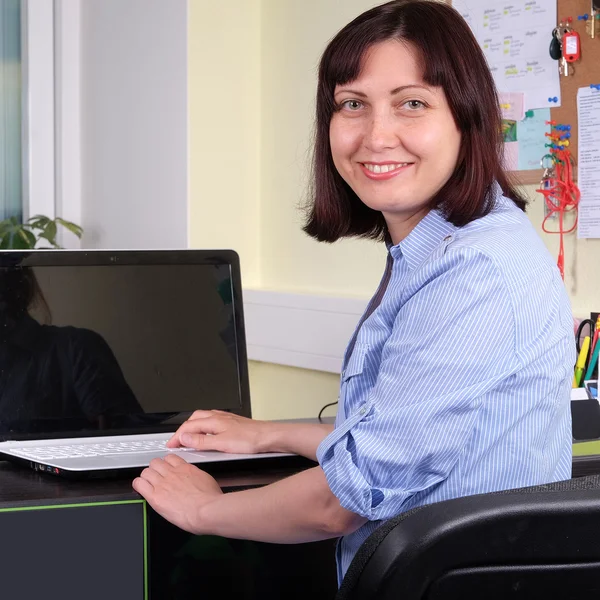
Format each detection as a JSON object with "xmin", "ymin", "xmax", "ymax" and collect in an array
[{"xmin": 363, "ymin": 163, "xmax": 408, "ymax": 173}]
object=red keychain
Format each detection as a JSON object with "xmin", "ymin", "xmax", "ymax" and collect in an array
[{"xmin": 562, "ymin": 30, "xmax": 581, "ymax": 61}]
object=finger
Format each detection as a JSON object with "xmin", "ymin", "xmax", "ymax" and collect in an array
[
  {"xmin": 148, "ymin": 457, "xmax": 172, "ymax": 476},
  {"xmin": 165, "ymin": 411, "xmax": 214, "ymax": 447},
  {"xmin": 178, "ymin": 431, "xmax": 223, "ymax": 451},
  {"xmin": 132, "ymin": 476, "xmax": 154, "ymax": 497},
  {"xmin": 188, "ymin": 410, "xmax": 216, "ymax": 421},
  {"xmin": 167, "ymin": 417, "xmax": 222, "ymax": 447},
  {"xmin": 139, "ymin": 465, "xmax": 164, "ymax": 487},
  {"xmin": 164, "ymin": 453, "xmax": 188, "ymax": 467}
]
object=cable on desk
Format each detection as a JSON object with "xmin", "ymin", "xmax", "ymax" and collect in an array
[{"xmin": 318, "ymin": 401, "xmax": 338, "ymax": 423}]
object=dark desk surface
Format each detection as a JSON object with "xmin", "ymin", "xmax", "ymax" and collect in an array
[
  {"xmin": 1, "ymin": 452, "xmax": 598, "ymax": 506},
  {"xmin": 0, "ymin": 455, "xmax": 316, "ymax": 508},
  {"xmin": 2, "ymin": 444, "xmax": 598, "ymax": 600},
  {"xmin": 0, "ymin": 455, "xmax": 336, "ymax": 600}
]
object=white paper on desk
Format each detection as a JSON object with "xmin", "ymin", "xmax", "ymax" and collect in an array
[
  {"xmin": 577, "ymin": 87, "xmax": 600, "ymax": 239},
  {"xmin": 452, "ymin": 0, "xmax": 560, "ymax": 111}
]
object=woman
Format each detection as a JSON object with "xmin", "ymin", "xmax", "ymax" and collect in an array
[
  {"xmin": 133, "ymin": 0, "xmax": 575, "ymax": 585},
  {"xmin": 0, "ymin": 266, "xmax": 143, "ymax": 433}
]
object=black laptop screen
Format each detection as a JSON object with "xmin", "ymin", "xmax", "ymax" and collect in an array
[{"xmin": 0, "ymin": 256, "xmax": 246, "ymax": 440}]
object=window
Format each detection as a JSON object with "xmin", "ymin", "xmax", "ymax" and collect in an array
[{"xmin": 0, "ymin": 0, "xmax": 23, "ymax": 221}]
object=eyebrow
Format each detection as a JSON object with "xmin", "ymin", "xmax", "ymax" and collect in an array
[{"xmin": 334, "ymin": 84, "xmax": 432, "ymax": 97}]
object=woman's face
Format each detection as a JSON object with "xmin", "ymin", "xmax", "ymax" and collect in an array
[{"xmin": 329, "ymin": 40, "xmax": 462, "ymax": 243}]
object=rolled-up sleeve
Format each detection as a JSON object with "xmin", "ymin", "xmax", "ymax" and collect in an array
[{"xmin": 317, "ymin": 248, "xmax": 519, "ymax": 521}]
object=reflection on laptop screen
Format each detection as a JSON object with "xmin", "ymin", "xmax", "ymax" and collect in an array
[{"xmin": 0, "ymin": 260, "xmax": 244, "ymax": 440}]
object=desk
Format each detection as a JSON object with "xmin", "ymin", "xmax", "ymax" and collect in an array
[
  {"xmin": 2, "ymin": 441, "xmax": 599, "ymax": 599},
  {"xmin": 0, "ymin": 456, "xmax": 338, "ymax": 600}
]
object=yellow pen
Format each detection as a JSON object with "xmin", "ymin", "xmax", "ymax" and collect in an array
[{"xmin": 574, "ymin": 335, "xmax": 591, "ymax": 388}]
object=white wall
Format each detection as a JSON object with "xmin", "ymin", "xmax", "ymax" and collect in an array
[{"xmin": 80, "ymin": 0, "xmax": 188, "ymax": 249}]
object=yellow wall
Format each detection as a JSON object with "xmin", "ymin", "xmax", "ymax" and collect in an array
[
  {"xmin": 189, "ymin": 0, "xmax": 600, "ymax": 421},
  {"xmin": 188, "ymin": 0, "xmax": 262, "ymax": 287}
]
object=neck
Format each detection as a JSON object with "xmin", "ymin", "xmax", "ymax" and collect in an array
[{"xmin": 384, "ymin": 207, "xmax": 430, "ymax": 245}]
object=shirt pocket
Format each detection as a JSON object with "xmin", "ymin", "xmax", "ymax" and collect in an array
[{"xmin": 342, "ymin": 342, "xmax": 370, "ymax": 382}]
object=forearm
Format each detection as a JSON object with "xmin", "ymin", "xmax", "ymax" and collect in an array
[
  {"xmin": 262, "ymin": 423, "xmax": 334, "ymax": 461},
  {"xmin": 198, "ymin": 466, "xmax": 366, "ymax": 543}
]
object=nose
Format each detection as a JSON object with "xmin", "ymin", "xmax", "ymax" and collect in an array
[{"xmin": 363, "ymin": 113, "xmax": 401, "ymax": 152}]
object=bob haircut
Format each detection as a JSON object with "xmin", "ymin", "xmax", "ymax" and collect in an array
[
  {"xmin": 0, "ymin": 267, "xmax": 52, "ymax": 326},
  {"xmin": 304, "ymin": 0, "xmax": 526, "ymax": 243}
]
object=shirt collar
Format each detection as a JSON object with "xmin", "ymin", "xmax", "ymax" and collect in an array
[
  {"xmin": 387, "ymin": 182, "xmax": 503, "ymax": 270},
  {"xmin": 387, "ymin": 209, "xmax": 456, "ymax": 270}
]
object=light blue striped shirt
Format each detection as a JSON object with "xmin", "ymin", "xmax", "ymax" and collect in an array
[{"xmin": 316, "ymin": 184, "xmax": 575, "ymax": 584}]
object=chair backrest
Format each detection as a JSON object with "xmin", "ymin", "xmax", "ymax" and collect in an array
[{"xmin": 336, "ymin": 475, "xmax": 600, "ymax": 600}]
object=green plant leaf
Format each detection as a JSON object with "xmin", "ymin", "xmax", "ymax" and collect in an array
[
  {"xmin": 27, "ymin": 215, "xmax": 50, "ymax": 228},
  {"xmin": 0, "ymin": 220, "xmax": 26, "ymax": 249},
  {"xmin": 17, "ymin": 228, "xmax": 36, "ymax": 248},
  {"xmin": 55, "ymin": 217, "xmax": 83, "ymax": 238},
  {"xmin": 40, "ymin": 220, "xmax": 57, "ymax": 245},
  {"xmin": 0, "ymin": 221, "xmax": 13, "ymax": 235},
  {"xmin": 0, "ymin": 214, "xmax": 83, "ymax": 249},
  {"xmin": 10, "ymin": 232, "xmax": 30, "ymax": 249}
]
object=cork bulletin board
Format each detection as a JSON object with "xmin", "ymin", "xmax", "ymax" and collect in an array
[{"xmin": 451, "ymin": 0, "xmax": 600, "ymax": 185}]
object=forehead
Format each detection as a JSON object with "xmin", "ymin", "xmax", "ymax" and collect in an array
[{"xmin": 335, "ymin": 40, "xmax": 425, "ymax": 90}]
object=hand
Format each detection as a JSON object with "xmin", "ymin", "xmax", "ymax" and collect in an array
[
  {"xmin": 132, "ymin": 454, "xmax": 222, "ymax": 534},
  {"xmin": 166, "ymin": 409, "xmax": 270, "ymax": 454}
]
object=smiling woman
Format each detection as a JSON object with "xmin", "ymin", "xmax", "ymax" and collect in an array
[
  {"xmin": 304, "ymin": 0, "xmax": 527, "ymax": 243},
  {"xmin": 328, "ymin": 41, "xmax": 462, "ymax": 244},
  {"xmin": 134, "ymin": 0, "xmax": 575, "ymax": 590}
]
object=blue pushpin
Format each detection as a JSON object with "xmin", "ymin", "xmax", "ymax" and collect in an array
[
  {"xmin": 578, "ymin": 14, "xmax": 589, "ymax": 21},
  {"xmin": 591, "ymin": 84, "xmax": 600, "ymax": 91},
  {"xmin": 567, "ymin": 125, "xmax": 571, "ymax": 130},
  {"xmin": 548, "ymin": 97, "xmax": 558, "ymax": 103}
]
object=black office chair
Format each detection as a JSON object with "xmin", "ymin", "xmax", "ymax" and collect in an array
[{"xmin": 336, "ymin": 475, "xmax": 600, "ymax": 600}]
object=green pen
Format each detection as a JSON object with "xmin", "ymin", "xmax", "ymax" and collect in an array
[{"xmin": 583, "ymin": 339, "xmax": 600, "ymax": 383}]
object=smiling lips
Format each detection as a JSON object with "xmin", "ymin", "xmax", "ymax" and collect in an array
[{"xmin": 360, "ymin": 162, "xmax": 413, "ymax": 180}]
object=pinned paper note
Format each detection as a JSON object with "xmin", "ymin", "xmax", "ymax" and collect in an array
[
  {"xmin": 502, "ymin": 141, "xmax": 519, "ymax": 171},
  {"xmin": 452, "ymin": 0, "xmax": 561, "ymax": 111},
  {"xmin": 577, "ymin": 86, "xmax": 600, "ymax": 239},
  {"xmin": 516, "ymin": 108, "xmax": 551, "ymax": 171},
  {"xmin": 499, "ymin": 92, "xmax": 525, "ymax": 121}
]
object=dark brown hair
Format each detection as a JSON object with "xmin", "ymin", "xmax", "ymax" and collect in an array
[
  {"xmin": 0, "ymin": 267, "xmax": 52, "ymax": 327},
  {"xmin": 303, "ymin": 0, "xmax": 526, "ymax": 243}
]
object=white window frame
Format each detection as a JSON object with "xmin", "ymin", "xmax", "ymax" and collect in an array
[
  {"xmin": 53, "ymin": 0, "xmax": 82, "ymax": 248},
  {"xmin": 21, "ymin": 0, "xmax": 56, "ymax": 221},
  {"xmin": 20, "ymin": 0, "xmax": 82, "ymax": 248}
]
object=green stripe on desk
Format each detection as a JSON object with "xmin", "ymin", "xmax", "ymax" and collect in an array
[{"xmin": 573, "ymin": 441, "xmax": 600, "ymax": 456}]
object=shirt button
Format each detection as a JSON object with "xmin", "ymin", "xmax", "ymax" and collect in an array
[{"xmin": 359, "ymin": 407, "xmax": 367, "ymax": 415}]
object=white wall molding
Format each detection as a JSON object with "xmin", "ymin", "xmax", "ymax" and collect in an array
[
  {"xmin": 243, "ymin": 289, "xmax": 368, "ymax": 374},
  {"xmin": 54, "ymin": 0, "xmax": 82, "ymax": 248},
  {"xmin": 21, "ymin": 0, "xmax": 55, "ymax": 220}
]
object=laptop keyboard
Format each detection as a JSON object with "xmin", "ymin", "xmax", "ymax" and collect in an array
[{"xmin": 11, "ymin": 439, "xmax": 184, "ymax": 460}]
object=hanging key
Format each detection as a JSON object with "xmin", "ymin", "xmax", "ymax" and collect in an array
[
  {"xmin": 563, "ymin": 30, "xmax": 581, "ymax": 62},
  {"xmin": 549, "ymin": 27, "xmax": 562, "ymax": 60},
  {"xmin": 560, "ymin": 56, "xmax": 572, "ymax": 76}
]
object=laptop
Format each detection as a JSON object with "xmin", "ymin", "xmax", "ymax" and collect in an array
[{"xmin": 0, "ymin": 249, "xmax": 291, "ymax": 477}]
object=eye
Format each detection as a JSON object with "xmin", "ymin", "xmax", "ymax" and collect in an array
[
  {"xmin": 340, "ymin": 99, "xmax": 363, "ymax": 111},
  {"xmin": 404, "ymin": 100, "xmax": 426, "ymax": 110}
]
